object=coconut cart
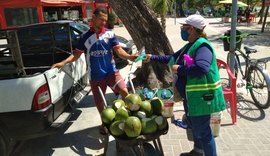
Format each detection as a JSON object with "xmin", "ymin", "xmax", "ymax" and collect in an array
[
  {"xmin": 99, "ymin": 92, "xmax": 169, "ymax": 156},
  {"xmin": 98, "ymin": 48, "xmax": 170, "ymax": 156},
  {"xmin": 112, "ymin": 123, "xmax": 168, "ymax": 156}
]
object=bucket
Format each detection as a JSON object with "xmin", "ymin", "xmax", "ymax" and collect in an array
[
  {"xmin": 182, "ymin": 112, "xmax": 221, "ymax": 141},
  {"xmin": 210, "ymin": 112, "xmax": 222, "ymax": 137},
  {"xmin": 162, "ymin": 100, "xmax": 174, "ymax": 118}
]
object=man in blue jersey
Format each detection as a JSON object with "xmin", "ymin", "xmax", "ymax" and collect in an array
[{"xmin": 52, "ymin": 7, "xmax": 137, "ymax": 134}]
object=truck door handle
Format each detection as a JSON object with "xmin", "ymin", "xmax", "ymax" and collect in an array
[{"xmin": 50, "ymin": 75, "xmax": 57, "ymax": 79}]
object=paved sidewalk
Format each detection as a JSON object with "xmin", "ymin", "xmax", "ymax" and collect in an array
[
  {"xmin": 107, "ymin": 17, "xmax": 270, "ymax": 156},
  {"xmin": 15, "ymin": 17, "xmax": 270, "ymax": 156}
]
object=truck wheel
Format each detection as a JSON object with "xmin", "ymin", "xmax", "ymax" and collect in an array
[{"xmin": 0, "ymin": 133, "xmax": 8, "ymax": 156}]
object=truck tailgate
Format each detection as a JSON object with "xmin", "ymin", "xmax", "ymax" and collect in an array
[
  {"xmin": 0, "ymin": 74, "xmax": 47, "ymax": 113},
  {"xmin": 44, "ymin": 54, "xmax": 88, "ymax": 119}
]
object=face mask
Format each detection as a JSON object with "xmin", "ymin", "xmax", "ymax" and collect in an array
[{"xmin": 181, "ymin": 30, "xmax": 189, "ymax": 41}]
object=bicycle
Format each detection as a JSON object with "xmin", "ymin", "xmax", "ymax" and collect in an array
[{"xmin": 223, "ymin": 33, "xmax": 270, "ymax": 109}]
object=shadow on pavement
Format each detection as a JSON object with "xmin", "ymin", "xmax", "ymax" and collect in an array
[
  {"xmin": 76, "ymin": 93, "xmax": 117, "ymax": 109},
  {"xmin": 208, "ymin": 25, "xmax": 270, "ymax": 48},
  {"xmin": 13, "ymin": 92, "xmax": 122, "ymax": 156},
  {"xmin": 15, "ymin": 124, "xmax": 109, "ymax": 156},
  {"xmin": 237, "ymin": 98, "xmax": 266, "ymax": 121}
]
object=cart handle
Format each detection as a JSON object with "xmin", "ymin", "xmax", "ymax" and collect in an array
[{"xmin": 98, "ymin": 86, "xmax": 107, "ymax": 108}]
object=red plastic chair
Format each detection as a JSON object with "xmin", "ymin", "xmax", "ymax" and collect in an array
[
  {"xmin": 217, "ymin": 59, "xmax": 237, "ymax": 124},
  {"xmin": 249, "ymin": 13, "xmax": 256, "ymax": 23}
]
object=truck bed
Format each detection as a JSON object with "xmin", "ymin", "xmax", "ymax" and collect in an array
[{"xmin": 0, "ymin": 23, "xmax": 74, "ymax": 79}]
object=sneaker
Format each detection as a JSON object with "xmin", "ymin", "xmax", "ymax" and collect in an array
[{"xmin": 180, "ymin": 150, "xmax": 204, "ymax": 156}]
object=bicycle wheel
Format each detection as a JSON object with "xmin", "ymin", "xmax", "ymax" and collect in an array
[{"xmin": 248, "ymin": 65, "xmax": 270, "ymax": 109}]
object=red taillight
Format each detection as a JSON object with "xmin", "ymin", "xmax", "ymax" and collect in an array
[{"xmin": 32, "ymin": 84, "xmax": 51, "ymax": 110}]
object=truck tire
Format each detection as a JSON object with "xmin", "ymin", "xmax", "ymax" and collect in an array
[{"xmin": 0, "ymin": 132, "xmax": 9, "ymax": 156}]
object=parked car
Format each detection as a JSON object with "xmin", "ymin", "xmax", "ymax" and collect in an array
[{"xmin": 0, "ymin": 22, "xmax": 89, "ymax": 156}]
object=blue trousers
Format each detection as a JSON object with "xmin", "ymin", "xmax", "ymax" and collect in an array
[{"xmin": 183, "ymin": 100, "xmax": 217, "ymax": 156}]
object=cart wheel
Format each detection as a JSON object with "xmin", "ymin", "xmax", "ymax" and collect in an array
[
  {"xmin": 116, "ymin": 140, "xmax": 122, "ymax": 152},
  {"xmin": 143, "ymin": 143, "xmax": 158, "ymax": 156}
]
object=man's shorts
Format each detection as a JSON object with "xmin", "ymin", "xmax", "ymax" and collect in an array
[{"xmin": 90, "ymin": 71, "xmax": 126, "ymax": 106}]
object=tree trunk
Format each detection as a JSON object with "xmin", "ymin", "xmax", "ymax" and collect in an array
[
  {"xmin": 258, "ymin": 0, "xmax": 266, "ymax": 24},
  {"xmin": 160, "ymin": 14, "xmax": 166, "ymax": 32},
  {"xmin": 108, "ymin": 0, "xmax": 173, "ymax": 89},
  {"xmin": 176, "ymin": 0, "xmax": 186, "ymax": 17}
]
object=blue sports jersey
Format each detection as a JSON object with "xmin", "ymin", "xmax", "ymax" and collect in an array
[{"xmin": 75, "ymin": 27, "xmax": 120, "ymax": 80}]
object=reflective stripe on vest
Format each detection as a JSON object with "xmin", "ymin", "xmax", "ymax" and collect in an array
[{"xmin": 186, "ymin": 80, "xmax": 221, "ymax": 92}]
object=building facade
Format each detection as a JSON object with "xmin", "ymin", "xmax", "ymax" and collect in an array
[{"xmin": 0, "ymin": 0, "xmax": 112, "ymax": 29}]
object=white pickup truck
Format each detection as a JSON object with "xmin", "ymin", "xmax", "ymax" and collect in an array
[{"xmin": 0, "ymin": 22, "xmax": 89, "ymax": 155}]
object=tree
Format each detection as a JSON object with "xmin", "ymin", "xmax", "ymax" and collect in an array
[
  {"xmin": 147, "ymin": 0, "xmax": 173, "ymax": 31},
  {"xmin": 107, "ymin": 0, "xmax": 173, "ymax": 89},
  {"xmin": 107, "ymin": 12, "xmax": 117, "ymax": 29},
  {"xmin": 176, "ymin": 0, "xmax": 186, "ymax": 17},
  {"xmin": 258, "ymin": 0, "xmax": 266, "ymax": 24}
]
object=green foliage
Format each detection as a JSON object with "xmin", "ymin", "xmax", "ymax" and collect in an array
[
  {"xmin": 148, "ymin": 0, "xmax": 173, "ymax": 15},
  {"xmin": 175, "ymin": 0, "xmax": 185, "ymax": 5},
  {"xmin": 107, "ymin": 12, "xmax": 117, "ymax": 29},
  {"xmin": 186, "ymin": 0, "xmax": 214, "ymax": 9},
  {"xmin": 108, "ymin": 13, "xmax": 117, "ymax": 24}
]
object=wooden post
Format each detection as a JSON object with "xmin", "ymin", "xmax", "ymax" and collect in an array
[{"xmin": 8, "ymin": 31, "xmax": 26, "ymax": 75}]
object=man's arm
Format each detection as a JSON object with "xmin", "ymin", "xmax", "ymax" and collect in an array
[
  {"xmin": 51, "ymin": 51, "xmax": 82, "ymax": 69},
  {"xmin": 114, "ymin": 47, "xmax": 137, "ymax": 62}
]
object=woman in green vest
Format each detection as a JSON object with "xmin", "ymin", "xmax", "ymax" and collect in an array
[{"xmin": 144, "ymin": 14, "xmax": 226, "ymax": 156}]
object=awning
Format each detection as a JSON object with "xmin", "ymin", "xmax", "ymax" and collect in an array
[
  {"xmin": 41, "ymin": 0, "xmax": 84, "ymax": 6},
  {"xmin": 0, "ymin": 0, "xmax": 40, "ymax": 7},
  {"xmin": 95, "ymin": 3, "xmax": 109, "ymax": 7},
  {"xmin": 219, "ymin": 0, "xmax": 248, "ymax": 7},
  {"xmin": 0, "ymin": 0, "xmax": 85, "ymax": 7}
]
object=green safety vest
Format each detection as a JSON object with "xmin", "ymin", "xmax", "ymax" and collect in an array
[{"xmin": 185, "ymin": 38, "xmax": 226, "ymax": 116}]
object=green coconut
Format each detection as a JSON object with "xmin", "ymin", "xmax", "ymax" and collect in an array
[
  {"xmin": 101, "ymin": 108, "xmax": 116, "ymax": 125},
  {"xmin": 125, "ymin": 94, "xmax": 142, "ymax": 111},
  {"xmin": 151, "ymin": 115, "xmax": 157, "ymax": 119},
  {"xmin": 109, "ymin": 120, "xmax": 125, "ymax": 137},
  {"xmin": 124, "ymin": 116, "xmax": 142, "ymax": 138},
  {"xmin": 141, "ymin": 118, "xmax": 158, "ymax": 134},
  {"xmin": 115, "ymin": 106, "xmax": 129, "ymax": 121},
  {"xmin": 112, "ymin": 99, "xmax": 125, "ymax": 111},
  {"xmin": 150, "ymin": 97, "xmax": 164, "ymax": 115},
  {"xmin": 139, "ymin": 100, "xmax": 153, "ymax": 117},
  {"xmin": 134, "ymin": 111, "xmax": 147, "ymax": 119},
  {"xmin": 154, "ymin": 116, "xmax": 168, "ymax": 130},
  {"xmin": 138, "ymin": 92, "xmax": 146, "ymax": 101}
]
